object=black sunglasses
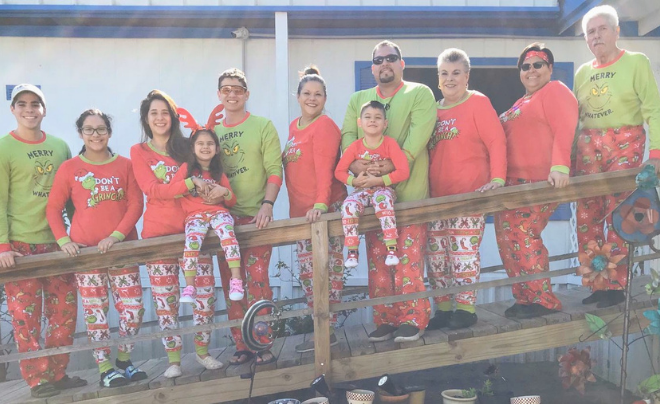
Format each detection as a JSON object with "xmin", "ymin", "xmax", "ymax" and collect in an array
[
  {"xmin": 521, "ymin": 61, "xmax": 547, "ymax": 71},
  {"xmin": 373, "ymin": 54, "xmax": 400, "ymax": 65}
]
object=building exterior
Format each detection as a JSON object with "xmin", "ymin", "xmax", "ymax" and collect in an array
[{"xmin": 1, "ymin": 0, "xmax": 659, "ymax": 388}]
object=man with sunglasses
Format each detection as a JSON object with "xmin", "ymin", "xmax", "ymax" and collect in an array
[
  {"xmin": 212, "ymin": 68, "xmax": 283, "ymax": 366},
  {"xmin": 573, "ymin": 5, "xmax": 660, "ymax": 308},
  {"xmin": 0, "ymin": 84, "xmax": 86, "ymax": 398},
  {"xmin": 341, "ymin": 41, "xmax": 436, "ymax": 343}
]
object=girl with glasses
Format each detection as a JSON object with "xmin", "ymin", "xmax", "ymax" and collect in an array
[
  {"xmin": 46, "ymin": 109, "xmax": 147, "ymax": 388},
  {"xmin": 494, "ymin": 43, "xmax": 578, "ymax": 319}
]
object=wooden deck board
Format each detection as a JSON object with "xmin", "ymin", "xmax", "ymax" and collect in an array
[
  {"xmin": 474, "ymin": 307, "xmax": 520, "ymax": 333},
  {"xmin": 46, "ymin": 368, "xmax": 101, "ymax": 404},
  {"xmin": 199, "ymin": 346, "xmax": 234, "ymax": 382},
  {"xmin": 5, "ymin": 279, "xmax": 658, "ymax": 404},
  {"xmin": 97, "ymin": 358, "xmax": 163, "ymax": 399},
  {"xmin": 344, "ymin": 324, "xmax": 374, "ymax": 356},
  {"xmin": 300, "ymin": 329, "xmax": 351, "ymax": 365},
  {"xmin": 421, "ymin": 328, "xmax": 449, "ymax": 344},
  {"xmin": 481, "ymin": 301, "xmax": 547, "ymax": 329},
  {"xmin": 276, "ymin": 333, "xmax": 304, "ymax": 369},
  {"xmin": 73, "ymin": 361, "xmax": 146, "ymax": 402}
]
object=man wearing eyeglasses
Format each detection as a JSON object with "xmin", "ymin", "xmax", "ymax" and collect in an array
[
  {"xmin": 341, "ymin": 41, "xmax": 436, "ymax": 343},
  {"xmin": 213, "ymin": 68, "xmax": 283, "ymax": 366},
  {"xmin": 0, "ymin": 84, "xmax": 86, "ymax": 398},
  {"xmin": 573, "ymin": 5, "xmax": 660, "ymax": 308}
]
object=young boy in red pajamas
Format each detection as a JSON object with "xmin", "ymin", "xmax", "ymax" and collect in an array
[
  {"xmin": 0, "ymin": 84, "xmax": 86, "ymax": 398},
  {"xmin": 335, "ymin": 101, "xmax": 410, "ymax": 268}
]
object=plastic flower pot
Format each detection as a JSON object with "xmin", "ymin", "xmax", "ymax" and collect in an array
[{"xmin": 441, "ymin": 389, "xmax": 478, "ymax": 404}]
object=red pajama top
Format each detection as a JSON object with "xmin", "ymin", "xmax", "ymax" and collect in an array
[
  {"xmin": 46, "ymin": 154, "xmax": 143, "ymax": 246},
  {"xmin": 335, "ymin": 136, "xmax": 410, "ymax": 187},
  {"xmin": 283, "ymin": 115, "xmax": 347, "ymax": 217},
  {"xmin": 499, "ymin": 81, "xmax": 578, "ymax": 180},
  {"xmin": 168, "ymin": 163, "xmax": 236, "ymax": 218},
  {"xmin": 130, "ymin": 142, "xmax": 187, "ymax": 238},
  {"xmin": 428, "ymin": 91, "xmax": 507, "ymax": 197}
]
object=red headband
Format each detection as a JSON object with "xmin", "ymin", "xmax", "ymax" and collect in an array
[
  {"xmin": 524, "ymin": 50, "xmax": 550, "ymax": 64},
  {"xmin": 177, "ymin": 104, "xmax": 225, "ymax": 136}
]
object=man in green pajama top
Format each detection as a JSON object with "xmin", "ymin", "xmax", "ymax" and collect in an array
[{"xmin": 341, "ymin": 40, "xmax": 436, "ymax": 343}]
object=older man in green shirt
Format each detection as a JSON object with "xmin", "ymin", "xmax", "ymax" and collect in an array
[{"xmin": 342, "ymin": 40, "xmax": 436, "ymax": 342}]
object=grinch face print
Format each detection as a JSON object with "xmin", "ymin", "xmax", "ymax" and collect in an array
[
  {"xmin": 75, "ymin": 169, "xmax": 125, "ymax": 208},
  {"xmin": 583, "ymin": 71, "xmax": 616, "ymax": 119},
  {"xmin": 26, "ymin": 148, "xmax": 57, "ymax": 197},
  {"xmin": 148, "ymin": 159, "xmax": 178, "ymax": 184}
]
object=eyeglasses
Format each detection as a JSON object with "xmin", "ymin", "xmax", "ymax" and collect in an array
[
  {"xmin": 521, "ymin": 61, "xmax": 547, "ymax": 71},
  {"xmin": 372, "ymin": 54, "xmax": 400, "ymax": 65},
  {"xmin": 219, "ymin": 85, "xmax": 247, "ymax": 96},
  {"xmin": 81, "ymin": 126, "xmax": 109, "ymax": 136}
]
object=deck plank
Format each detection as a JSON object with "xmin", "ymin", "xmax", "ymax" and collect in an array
[
  {"xmin": 174, "ymin": 348, "xmax": 224, "ymax": 385},
  {"xmin": 421, "ymin": 329, "xmax": 449, "ymax": 345},
  {"xmin": 47, "ymin": 368, "xmax": 103, "ymax": 404},
  {"xmin": 481, "ymin": 301, "xmax": 547, "ymax": 329},
  {"xmin": 276, "ymin": 333, "xmax": 304, "ymax": 369},
  {"xmin": 474, "ymin": 307, "xmax": 520, "ymax": 333},
  {"xmin": 147, "ymin": 357, "xmax": 177, "ymax": 390},
  {"xmin": 344, "ymin": 324, "xmax": 375, "ymax": 356},
  {"xmin": 300, "ymin": 328, "xmax": 350, "ymax": 365},
  {"xmin": 469, "ymin": 319, "xmax": 499, "ymax": 337},
  {"xmin": 199, "ymin": 346, "xmax": 233, "ymax": 382},
  {"xmin": 97, "ymin": 358, "xmax": 163, "ymax": 398}
]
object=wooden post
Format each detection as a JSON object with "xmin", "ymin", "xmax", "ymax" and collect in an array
[{"xmin": 311, "ymin": 220, "xmax": 331, "ymax": 381}]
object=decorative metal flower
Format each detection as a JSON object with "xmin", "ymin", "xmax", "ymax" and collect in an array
[
  {"xmin": 577, "ymin": 241, "xmax": 626, "ymax": 289},
  {"xmin": 558, "ymin": 347, "xmax": 596, "ymax": 394},
  {"xmin": 643, "ymin": 300, "xmax": 660, "ymax": 335}
]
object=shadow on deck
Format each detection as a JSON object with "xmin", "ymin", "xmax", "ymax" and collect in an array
[{"xmin": 2, "ymin": 276, "xmax": 654, "ymax": 404}]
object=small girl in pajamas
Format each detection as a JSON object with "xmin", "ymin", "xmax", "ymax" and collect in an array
[
  {"xmin": 335, "ymin": 100, "xmax": 410, "ymax": 268},
  {"xmin": 171, "ymin": 107, "xmax": 244, "ymax": 304},
  {"xmin": 47, "ymin": 109, "xmax": 146, "ymax": 388}
]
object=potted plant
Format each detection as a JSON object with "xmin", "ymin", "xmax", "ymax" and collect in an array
[
  {"xmin": 476, "ymin": 380, "xmax": 495, "ymax": 404},
  {"xmin": 441, "ymin": 388, "xmax": 477, "ymax": 404},
  {"xmin": 638, "ymin": 375, "xmax": 660, "ymax": 404}
]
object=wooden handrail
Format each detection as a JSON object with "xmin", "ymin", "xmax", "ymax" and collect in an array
[
  {"xmin": 0, "ymin": 168, "xmax": 638, "ymax": 284},
  {"xmin": 0, "ymin": 168, "xmax": 645, "ymax": 383}
]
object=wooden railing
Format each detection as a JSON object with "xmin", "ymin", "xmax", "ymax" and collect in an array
[{"xmin": 0, "ymin": 168, "xmax": 646, "ymax": 382}]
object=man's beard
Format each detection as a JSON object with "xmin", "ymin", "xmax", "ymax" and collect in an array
[{"xmin": 379, "ymin": 73, "xmax": 395, "ymax": 84}]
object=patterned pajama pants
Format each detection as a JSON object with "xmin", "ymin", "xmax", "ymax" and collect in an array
[
  {"xmin": 146, "ymin": 254, "xmax": 216, "ymax": 357},
  {"xmin": 76, "ymin": 266, "xmax": 144, "ymax": 364},
  {"xmin": 367, "ymin": 224, "xmax": 430, "ymax": 329},
  {"xmin": 426, "ymin": 215, "xmax": 485, "ymax": 308},
  {"xmin": 494, "ymin": 178, "xmax": 562, "ymax": 309},
  {"xmin": 218, "ymin": 216, "xmax": 273, "ymax": 352},
  {"xmin": 297, "ymin": 200, "xmax": 345, "ymax": 325},
  {"xmin": 184, "ymin": 211, "xmax": 240, "ymax": 278},
  {"xmin": 575, "ymin": 125, "xmax": 645, "ymax": 290},
  {"xmin": 341, "ymin": 187, "xmax": 398, "ymax": 249},
  {"xmin": 5, "ymin": 242, "xmax": 77, "ymax": 388}
]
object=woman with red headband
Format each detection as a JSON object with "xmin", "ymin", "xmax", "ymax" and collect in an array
[{"xmin": 494, "ymin": 43, "xmax": 578, "ymax": 319}]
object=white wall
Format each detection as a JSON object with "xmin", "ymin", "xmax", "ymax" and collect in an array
[{"xmin": 1, "ymin": 34, "xmax": 660, "ymax": 379}]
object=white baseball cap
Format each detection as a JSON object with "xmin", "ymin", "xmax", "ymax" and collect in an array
[{"xmin": 11, "ymin": 84, "xmax": 46, "ymax": 108}]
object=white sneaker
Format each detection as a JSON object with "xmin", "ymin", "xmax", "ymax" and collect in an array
[
  {"xmin": 164, "ymin": 364, "xmax": 182, "ymax": 378},
  {"xmin": 385, "ymin": 251, "xmax": 399, "ymax": 266},
  {"xmin": 196, "ymin": 354, "xmax": 223, "ymax": 370},
  {"xmin": 345, "ymin": 251, "xmax": 359, "ymax": 268}
]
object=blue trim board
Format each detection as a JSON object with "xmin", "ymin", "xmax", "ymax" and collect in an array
[{"xmin": 558, "ymin": 0, "xmax": 602, "ymax": 34}]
